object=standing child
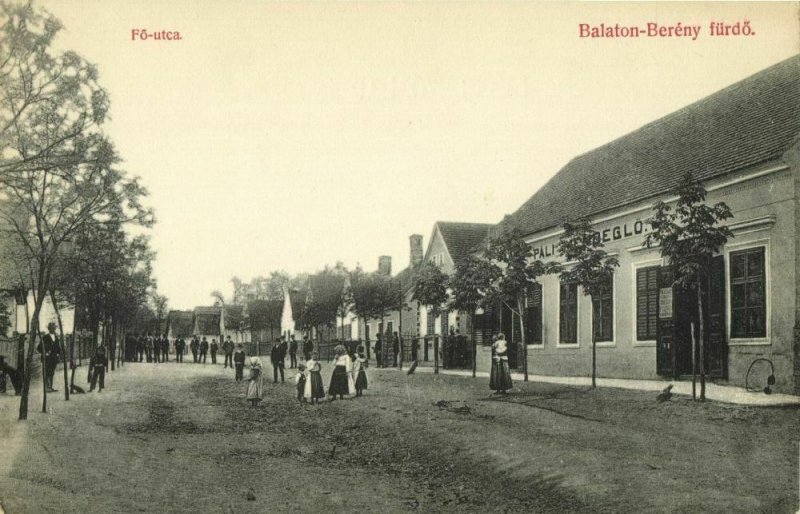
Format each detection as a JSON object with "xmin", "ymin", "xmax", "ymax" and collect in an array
[
  {"xmin": 246, "ymin": 357, "xmax": 264, "ymax": 407},
  {"xmin": 352, "ymin": 346, "xmax": 368, "ymax": 397},
  {"xmin": 304, "ymin": 352, "xmax": 325, "ymax": 404},
  {"xmin": 295, "ymin": 363, "xmax": 307, "ymax": 402},
  {"xmin": 233, "ymin": 344, "xmax": 246, "ymax": 382}
]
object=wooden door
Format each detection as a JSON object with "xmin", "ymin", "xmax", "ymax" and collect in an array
[{"xmin": 656, "ymin": 267, "xmax": 676, "ymax": 377}]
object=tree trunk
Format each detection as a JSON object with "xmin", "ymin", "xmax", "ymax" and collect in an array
[
  {"xmin": 697, "ymin": 286, "xmax": 706, "ymax": 401},
  {"xmin": 109, "ymin": 317, "xmax": 116, "ymax": 371},
  {"xmin": 591, "ymin": 331, "xmax": 597, "ymax": 389},
  {"xmin": 49, "ymin": 290, "xmax": 69, "ymax": 401},
  {"xmin": 470, "ymin": 311, "xmax": 477, "ymax": 378},
  {"xmin": 20, "ymin": 276, "xmax": 48, "ymax": 420},
  {"xmin": 19, "ymin": 309, "xmax": 40, "ymax": 420},
  {"xmin": 432, "ymin": 311, "xmax": 439, "ymax": 374},
  {"xmin": 516, "ymin": 298, "xmax": 528, "ymax": 382},
  {"xmin": 690, "ymin": 321, "xmax": 697, "ymax": 400}
]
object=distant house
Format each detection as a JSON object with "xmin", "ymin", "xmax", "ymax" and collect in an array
[
  {"xmin": 246, "ymin": 299, "xmax": 282, "ymax": 343},
  {"xmin": 222, "ymin": 304, "xmax": 249, "ymax": 343},
  {"xmin": 166, "ymin": 310, "xmax": 194, "ymax": 340},
  {"xmin": 193, "ymin": 306, "xmax": 223, "ymax": 343},
  {"xmin": 419, "ymin": 221, "xmax": 493, "ymax": 341},
  {"xmin": 358, "ymin": 234, "xmax": 425, "ymax": 348}
]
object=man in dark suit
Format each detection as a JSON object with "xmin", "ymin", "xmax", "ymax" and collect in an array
[
  {"xmin": 288, "ymin": 335, "xmax": 298, "ymax": 368},
  {"xmin": 175, "ymin": 336, "xmax": 185, "ymax": 362},
  {"xmin": 199, "ymin": 337, "xmax": 209, "ymax": 363},
  {"xmin": 270, "ymin": 338, "xmax": 285, "ymax": 383},
  {"xmin": 161, "ymin": 335, "xmax": 170, "ymax": 362},
  {"xmin": 222, "ymin": 336, "xmax": 235, "ymax": 368},
  {"xmin": 190, "ymin": 336, "xmax": 199, "ymax": 363},
  {"xmin": 89, "ymin": 343, "xmax": 108, "ymax": 392},
  {"xmin": 37, "ymin": 322, "xmax": 61, "ymax": 392},
  {"xmin": 302, "ymin": 336, "xmax": 314, "ymax": 361}
]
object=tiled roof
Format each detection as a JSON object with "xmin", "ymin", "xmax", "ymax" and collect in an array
[
  {"xmin": 436, "ymin": 222, "xmax": 493, "ymax": 264},
  {"xmin": 506, "ymin": 55, "xmax": 800, "ymax": 236}
]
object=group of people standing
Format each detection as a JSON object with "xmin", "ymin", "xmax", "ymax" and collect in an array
[
  {"xmin": 243, "ymin": 339, "xmax": 368, "ymax": 407},
  {"xmin": 127, "ymin": 334, "xmax": 238, "ymax": 366}
]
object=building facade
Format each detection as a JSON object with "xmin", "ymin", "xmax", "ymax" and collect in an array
[{"xmin": 497, "ymin": 55, "xmax": 800, "ymax": 393}]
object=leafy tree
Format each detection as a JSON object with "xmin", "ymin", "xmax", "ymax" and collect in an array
[
  {"xmin": 557, "ymin": 219, "xmax": 619, "ymax": 388},
  {"xmin": 0, "ymin": 4, "xmax": 152, "ymax": 419},
  {"xmin": 0, "ymin": 295, "xmax": 11, "ymax": 336},
  {"xmin": 450, "ymin": 254, "xmax": 500, "ymax": 376},
  {"xmin": 644, "ymin": 172, "xmax": 733, "ymax": 400},
  {"xmin": 412, "ymin": 261, "xmax": 449, "ymax": 318},
  {"xmin": 301, "ymin": 265, "xmax": 347, "ymax": 340},
  {"xmin": 481, "ymin": 227, "xmax": 559, "ymax": 382},
  {"xmin": 210, "ymin": 290, "xmax": 225, "ymax": 306},
  {"xmin": 412, "ymin": 261, "xmax": 450, "ymax": 371}
]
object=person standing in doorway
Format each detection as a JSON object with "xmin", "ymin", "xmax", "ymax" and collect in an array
[{"xmin": 222, "ymin": 336, "xmax": 235, "ymax": 368}]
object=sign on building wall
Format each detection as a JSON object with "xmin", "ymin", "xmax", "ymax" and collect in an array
[{"xmin": 658, "ymin": 288, "xmax": 673, "ymax": 319}]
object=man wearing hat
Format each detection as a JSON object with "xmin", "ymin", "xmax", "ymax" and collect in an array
[
  {"xmin": 37, "ymin": 322, "xmax": 61, "ymax": 392},
  {"xmin": 270, "ymin": 337, "xmax": 286, "ymax": 383},
  {"xmin": 89, "ymin": 342, "xmax": 108, "ymax": 392}
]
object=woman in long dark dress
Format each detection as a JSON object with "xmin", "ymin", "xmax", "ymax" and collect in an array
[
  {"xmin": 351, "ymin": 346, "xmax": 368, "ymax": 397},
  {"xmin": 304, "ymin": 352, "xmax": 325, "ymax": 404},
  {"xmin": 489, "ymin": 333, "xmax": 513, "ymax": 394},
  {"xmin": 328, "ymin": 344, "xmax": 353, "ymax": 400}
]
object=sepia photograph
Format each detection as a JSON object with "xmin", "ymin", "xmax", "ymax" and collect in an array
[{"xmin": 0, "ymin": 1, "xmax": 798, "ymax": 512}]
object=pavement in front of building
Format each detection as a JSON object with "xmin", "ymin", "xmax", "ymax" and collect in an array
[{"xmin": 405, "ymin": 365, "xmax": 800, "ymax": 406}]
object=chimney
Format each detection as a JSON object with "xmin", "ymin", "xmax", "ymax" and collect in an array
[
  {"xmin": 410, "ymin": 234, "xmax": 423, "ymax": 268},
  {"xmin": 378, "ymin": 255, "xmax": 392, "ymax": 276}
]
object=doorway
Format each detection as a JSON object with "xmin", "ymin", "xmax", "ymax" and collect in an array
[{"xmin": 656, "ymin": 256, "xmax": 728, "ymax": 379}]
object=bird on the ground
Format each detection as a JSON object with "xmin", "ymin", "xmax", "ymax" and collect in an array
[{"xmin": 656, "ymin": 384, "xmax": 673, "ymax": 403}]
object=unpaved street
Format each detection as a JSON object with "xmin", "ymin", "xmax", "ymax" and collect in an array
[{"xmin": 0, "ymin": 362, "xmax": 798, "ymax": 513}]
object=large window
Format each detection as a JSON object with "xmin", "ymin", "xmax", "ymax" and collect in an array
[
  {"xmin": 426, "ymin": 310, "xmax": 436, "ymax": 336},
  {"xmin": 525, "ymin": 283, "xmax": 543, "ymax": 345},
  {"xmin": 591, "ymin": 275, "xmax": 613, "ymax": 342},
  {"xmin": 636, "ymin": 267, "xmax": 659, "ymax": 341},
  {"xmin": 559, "ymin": 282, "xmax": 578, "ymax": 345},
  {"xmin": 730, "ymin": 247, "xmax": 766, "ymax": 338}
]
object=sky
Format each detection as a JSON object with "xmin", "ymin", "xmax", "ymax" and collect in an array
[{"xmin": 34, "ymin": 0, "xmax": 799, "ymax": 310}]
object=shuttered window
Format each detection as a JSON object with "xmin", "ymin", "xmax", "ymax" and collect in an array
[
  {"xmin": 592, "ymin": 275, "xmax": 613, "ymax": 342},
  {"xmin": 426, "ymin": 310, "xmax": 436, "ymax": 336},
  {"xmin": 636, "ymin": 267, "xmax": 659, "ymax": 340},
  {"xmin": 525, "ymin": 283, "xmax": 543, "ymax": 344},
  {"xmin": 559, "ymin": 282, "xmax": 578, "ymax": 345},
  {"xmin": 730, "ymin": 247, "xmax": 766, "ymax": 338}
]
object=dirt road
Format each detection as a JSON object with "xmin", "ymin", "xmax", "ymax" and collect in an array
[{"xmin": 0, "ymin": 362, "xmax": 797, "ymax": 512}]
